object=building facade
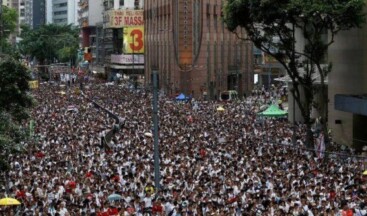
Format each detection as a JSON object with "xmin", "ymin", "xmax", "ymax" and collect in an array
[
  {"xmin": 78, "ymin": 0, "xmax": 103, "ymax": 68},
  {"xmin": 18, "ymin": 0, "xmax": 25, "ymax": 26},
  {"xmin": 2, "ymin": 0, "xmax": 10, "ymax": 7},
  {"xmin": 144, "ymin": 0, "xmax": 253, "ymax": 98},
  {"xmin": 48, "ymin": 0, "xmax": 77, "ymax": 25},
  {"xmin": 101, "ymin": 0, "xmax": 145, "ymax": 81},
  {"xmin": 328, "ymin": 26, "xmax": 367, "ymax": 149},
  {"xmin": 24, "ymin": 0, "xmax": 46, "ymax": 29}
]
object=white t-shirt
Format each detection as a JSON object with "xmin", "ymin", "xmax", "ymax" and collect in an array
[
  {"xmin": 143, "ymin": 197, "xmax": 153, "ymax": 208},
  {"xmin": 59, "ymin": 207, "xmax": 68, "ymax": 216},
  {"xmin": 356, "ymin": 209, "xmax": 367, "ymax": 216}
]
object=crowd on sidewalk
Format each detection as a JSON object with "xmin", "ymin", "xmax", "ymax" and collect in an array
[{"xmin": 1, "ymin": 80, "xmax": 367, "ymax": 216}]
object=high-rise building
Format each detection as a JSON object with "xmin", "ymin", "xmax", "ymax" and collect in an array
[
  {"xmin": 78, "ymin": 0, "xmax": 103, "ymax": 64},
  {"xmin": 19, "ymin": 0, "xmax": 25, "ymax": 26},
  {"xmin": 47, "ymin": 0, "xmax": 78, "ymax": 25},
  {"xmin": 24, "ymin": 0, "xmax": 46, "ymax": 29},
  {"xmin": 2, "ymin": 0, "xmax": 10, "ymax": 7},
  {"xmin": 144, "ymin": 0, "xmax": 253, "ymax": 99}
]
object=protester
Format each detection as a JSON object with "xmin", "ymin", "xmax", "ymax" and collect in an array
[{"xmin": 1, "ymin": 79, "xmax": 366, "ymax": 216}]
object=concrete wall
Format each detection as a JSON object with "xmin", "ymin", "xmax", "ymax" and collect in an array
[
  {"xmin": 328, "ymin": 25, "xmax": 367, "ymax": 146},
  {"xmin": 45, "ymin": 0, "xmax": 52, "ymax": 23},
  {"xmin": 66, "ymin": 0, "xmax": 77, "ymax": 25},
  {"xmin": 88, "ymin": 0, "xmax": 103, "ymax": 26}
]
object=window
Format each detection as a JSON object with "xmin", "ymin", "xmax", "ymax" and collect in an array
[
  {"xmin": 214, "ymin": 15, "xmax": 217, "ymax": 31},
  {"xmin": 54, "ymin": 11, "xmax": 67, "ymax": 15},
  {"xmin": 119, "ymin": 0, "xmax": 124, "ymax": 7},
  {"xmin": 207, "ymin": 15, "xmax": 210, "ymax": 32},
  {"xmin": 55, "ymin": 3, "xmax": 67, "ymax": 8}
]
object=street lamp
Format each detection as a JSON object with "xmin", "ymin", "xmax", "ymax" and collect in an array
[
  {"xmin": 152, "ymin": 68, "xmax": 160, "ymax": 190},
  {"xmin": 150, "ymin": 28, "xmax": 173, "ymax": 191}
]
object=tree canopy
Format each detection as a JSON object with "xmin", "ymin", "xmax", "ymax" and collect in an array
[
  {"xmin": 0, "ymin": 56, "xmax": 34, "ymax": 171},
  {"xmin": 18, "ymin": 24, "xmax": 79, "ymax": 65},
  {"xmin": 0, "ymin": 5, "xmax": 18, "ymax": 54},
  {"xmin": 223, "ymin": 0, "xmax": 365, "ymax": 147}
]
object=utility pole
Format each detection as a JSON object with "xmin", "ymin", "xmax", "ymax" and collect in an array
[{"xmin": 152, "ymin": 70, "xmax": 160, "ymax": 190}]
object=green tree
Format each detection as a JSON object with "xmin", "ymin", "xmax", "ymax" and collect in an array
[
  {"xmin": 18, "ymin": 24, "xmax": 79, "ymax": 68},
  {"xmin": 0, "ymin": 5, "xmax": 18, "ymax": 54},
  {"xmin": 0, "ymin": 56, "xmax": 34, "ymax": 173},
  {"xmin": 223, "ymin": 0, "xmax": 365, "ymax": 147}
]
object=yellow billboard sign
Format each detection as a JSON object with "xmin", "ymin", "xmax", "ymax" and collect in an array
[
  {"xmin": 28, "ymin": 80, "xmax": 39, "ymax": 89},
  {"xmin": 123, "ymin": 26, "xmax": 144, "ymax": 54},
  {"xmin": 105, "ymin": 9, "xmax": 144, "ymax": 28}
]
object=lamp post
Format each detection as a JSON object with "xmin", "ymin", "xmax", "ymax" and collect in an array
[
  {"xmin": 151, "ymin": 28, "xmax": 165, "ymax": 191},
  {"xmin": 152, "ymin": 69, "xmax": 160, "ymax": 190},
  {"xmin": 151, "ymin": 28, "xmax": 172, "ymax": 190}
]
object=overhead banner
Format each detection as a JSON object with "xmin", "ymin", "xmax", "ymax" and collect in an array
[
  {"xmin": 104, "ymin": 9, "xmax": 144, "ymax": 28},
  {"xmin": 28, "ymin": 80, "xmax": 39, "ymax": 89},
  {"xmin": 123, "ymin": 26, "xmax": 144, "ymax": 54}
]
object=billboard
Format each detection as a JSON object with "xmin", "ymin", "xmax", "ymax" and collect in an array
[
  {"xmin": 104, "ymin": 9, "xmax": 144, "ymax": 28},
  {"xmin": 111, "ymin": 54, "xmax": 144, "ymax": 64},
  {"xmin": 123, "ymin": 26, "xmax": 144, "ymax": 54}
]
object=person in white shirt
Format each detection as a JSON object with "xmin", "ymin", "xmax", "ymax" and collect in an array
[
  {"xmin": 356, "ymin": 202, "xmax": 367, "ymax": 216},
  {"xmin": 164, "ymin": 199, "xmax": 176, "ymax": 216},
  {"xmin": 58, "ymin": 202, "xmax": 69, "ymax": 216}
]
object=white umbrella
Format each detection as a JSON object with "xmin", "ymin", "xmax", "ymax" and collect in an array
[{"xmin": 144, "ymin": 132, "xmax": 153, "ymax": 138}]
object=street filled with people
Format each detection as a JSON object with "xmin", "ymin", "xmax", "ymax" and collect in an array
[{"xmin": 1, "ymin": 78, "xmax": 367, "ymax": 216}]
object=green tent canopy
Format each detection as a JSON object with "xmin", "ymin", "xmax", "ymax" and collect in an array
[{"xmin": 258, "ymin": 104, "xmax": 288, "ymax": 117}]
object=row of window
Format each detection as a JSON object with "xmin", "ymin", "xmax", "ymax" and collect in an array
[
  {"xmin": 54, "ymin": 3, "xmax": 67, "ymax": 8},
  {"xmin": 54, "ymin": 18, "xmax": 67, "ymax": 23},
  {"xmin": 54, "ymin": 11, "xmax": 67, "ymax": 15}
]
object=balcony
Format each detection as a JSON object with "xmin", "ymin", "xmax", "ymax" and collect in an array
[
  {"xmin": 79, "ymin": 18, "xmax": 89, "ymax": 28},
  {"xmin": 78, "ymin": 0, "xmax": 88, "ymax": 9}
]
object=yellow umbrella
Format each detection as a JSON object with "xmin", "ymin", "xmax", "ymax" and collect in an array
[
  {"xmin": 0, "ymin": 197, "xmax": 21, "ymax": 206},
  {"xmin": 216, "ymin": 106, "xmax": 225, "ymax": 112},
  {"xmin": 59, "ymin": 91, "xmax": 66, "ymax": 95},
  {"xmin": 363, "ymin": 170, "xmax": 367, "ymax": 175}
]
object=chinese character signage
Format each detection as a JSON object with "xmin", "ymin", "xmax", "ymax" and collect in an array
[
  {"xmin": 123, "ymin": 26, "xmax": 144, "ymax": 54},
  {"xmin": 111, "ymin": 54, "xmax": 144, "ymax": 64},
  {"xmin": 104, "ymin": 9, "xmax": 144, "ymax": 28}
]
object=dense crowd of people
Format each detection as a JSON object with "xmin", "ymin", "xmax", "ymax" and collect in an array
[{"xmin": 1, "ymin": 79, "xmax": 367, "ymax": 216}]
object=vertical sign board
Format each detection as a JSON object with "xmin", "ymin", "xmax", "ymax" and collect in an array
[{"xmin": 123, "ymin": 26, "xmax": 145, "ymax": 54}]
